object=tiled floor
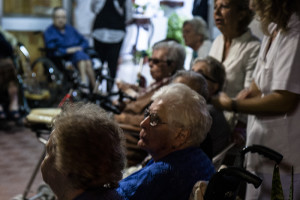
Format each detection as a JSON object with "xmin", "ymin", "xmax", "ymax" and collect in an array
[{"xmin": 0, "ymin": 124, "xmax": 46, "ymax": 200}]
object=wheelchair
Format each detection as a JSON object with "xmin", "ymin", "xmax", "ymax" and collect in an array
[
  {"xmin": 14, "ymin": 42, "xmax": 64, "ymax": 108},
  {"xmin": 190, "ymin": 145, "xmax": 284, "ymax": 200}
]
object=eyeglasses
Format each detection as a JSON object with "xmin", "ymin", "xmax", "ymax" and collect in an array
[
  {"xmin": 144, "ymin": 108, "xmax": 168, "ymax": 127},
  {"xmin": 196, "ymin": 70, "xmax": 218, "ymax": 83},
  {"xmin": 149, "ymin": 57, "xmax": 172, "ymax": 66}
]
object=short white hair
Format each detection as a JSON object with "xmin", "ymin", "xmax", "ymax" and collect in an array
[
  {"xmin": 151, "ymin": 83, "xmax": 212, "ymax": 146},
  {"xmin": 183, "ymin": 17, "xmax": 210, "ymax": 40}
]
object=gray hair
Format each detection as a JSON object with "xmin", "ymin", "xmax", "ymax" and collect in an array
[
  {"xmin": 193, "ymin": 56, "xmax": 226, "ymax": 94},
  {"xmin": 51, "ymin": 102, "xmax": 125, "ymax": 189},
  {"xmin": 151, "ymin": 83, "xmax": 212, "ymax": 146},
  {"xmin": 152, "ymin": 40, "xmax": 186, "ymax": 74},
  {"xmin": 172, "ymin": 70, "xmax": 209, "ymax": 100},
  {"xmin": 183, "ymin": 16, "xmax": 210, "ymax": 40}
]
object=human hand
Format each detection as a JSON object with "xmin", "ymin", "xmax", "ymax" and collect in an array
[
  {"xmin": 236, "ymin": 88, "xmax": 251, "ymax": 100},
  {"xmin": 211, "ymin": 92, "xmax": 232, "ymax": 111},
  {"xmin": 67, "ymin": 46, "xmax": 82, "ymax": 54}
]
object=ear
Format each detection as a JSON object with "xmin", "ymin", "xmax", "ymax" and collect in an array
[
  {"xmin": 173, "ymin": 128, "xmax": 190, "ymax": 148},
  {"xmin": 211, "ymin": 83, "xmax": 220, "ymax": 94}
]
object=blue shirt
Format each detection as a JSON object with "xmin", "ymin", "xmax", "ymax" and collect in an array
[
  {"xmin": 117, "ymin": 147, "xmax": 215, "ymax": 200},
  {"xmin": 44, "ymin": 24, "xmax": 90, "ymax": 64}
]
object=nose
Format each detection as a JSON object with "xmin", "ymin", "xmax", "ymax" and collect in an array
[
  {"xmin": 214, "ymin": 5, "xmax": 221, "ymax": 15},
  {"xmin": 148, "ymin": 60, "xmax": 154, "ymax": 68},
  {"xmin": 140, "ymin": 115, "xmax": 150, "ymax": 128}
]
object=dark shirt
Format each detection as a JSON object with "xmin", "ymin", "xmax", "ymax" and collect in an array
[
  {"xmin": 73, "ymin": 188, "xmax": 124, "ymax": 200},
  {"xmin": 0, "ymin": 33, "xmax": 13, "ymax": 59},
  {"xmin": 117, "ymin": 147, "xmax": 215, "ymax": 200}
]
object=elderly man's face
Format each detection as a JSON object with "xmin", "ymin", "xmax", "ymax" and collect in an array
[
  {"xmin": 149, "ymin": 49, "xmax": 174, "ymax": 82},
  {"xmin": 182, "ymin": 23, "xmax": 202, "ymax": 49},
  {"xmin": 138, "ymin": 99, "xmax": 178, "ymax": 160},
  {"xmin": 53, "ymin": 8, "xmax": 67, "ymax": 30}
]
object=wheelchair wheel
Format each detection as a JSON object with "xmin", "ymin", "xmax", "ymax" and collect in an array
[{"xmin": 28, "ymin": 57, "xmax": 66, "ymax": 107}]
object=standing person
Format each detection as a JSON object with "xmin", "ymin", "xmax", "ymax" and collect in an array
[
  {"xmin": 44, "ymin": 7, "xmax": 96, "ymax": 91},
  {"xmin": 182, "ymin": 17, "xmax": 211, "ymax": 68},
  {"xmin": 72, "ymin": 0, "xmax": 95, "ymax": 45},
  {"xmin": 210, "ymin": 0, "xmax": 260, "ymax": 99},
  {"xmin": 209, "ymin": 0, "xmax": 260, "ymax": 147},
  {"xmin": 41, "ymin": 102, "xmax": 126, "ymax": 200},
  {"xmin": 212, "ymin": 0, "xmax": 300, "ymax": 198},
  {"xmin": 91, "ymin": 0, "xmax": 133, "ymax": 90}
]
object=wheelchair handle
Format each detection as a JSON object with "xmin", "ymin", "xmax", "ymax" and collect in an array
[
  {"xmin": 220, "ymin": 167, "xmax": 262, "ymax": 188},
  {"xmin": 240, "ymin": 145, "xmax": 283, "ymax": 167}
]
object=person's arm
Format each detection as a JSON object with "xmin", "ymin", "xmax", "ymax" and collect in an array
[
  {"xmin": 212, "ymin": 81, "xmax": 299, "ymax": 115},
  {"xmin": 91, "ymin": 0, "xmax": 105, "ymax": 14},
  {"xmin": 243, "ymin": 42, "xmax": 260, "ymax": 88}
]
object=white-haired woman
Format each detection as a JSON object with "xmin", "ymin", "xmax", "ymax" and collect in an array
[
  {"xmin": 41, "ymin": 103, "xmax": 125, "ymax": 200},
  {"xmin": 117, "ymin": 83, "xmax": 215, "ymax": 200},
  {"xmin": 182, "ymin": 17, "xmax": 211, "ymax": 67}
]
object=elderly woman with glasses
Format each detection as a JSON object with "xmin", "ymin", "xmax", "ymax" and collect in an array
[
  {"xmin": 117, "ymin": 83, "xmax": 215, "ymax": 200},
  {"xmin": 114, "ymin": 40, "xmax": 186, "ymax": 166}
]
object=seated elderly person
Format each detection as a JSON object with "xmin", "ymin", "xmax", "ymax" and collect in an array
[
  {"xmin": 41, "ymin": 103, "xmax": 125, "ymax": 200},
  {"xmin": 192, "ymin": 56, "xmax": 231, "ymax": 157},
  {"xmin": 171, "ymin": 70, "xmax": 213, "ymax": 159},
  {"xmin": 117, "ymin": 83, "xmax": 215, "ymax": 200},
  {"xmin": 182, "ymin": 17, "xmax": 211, "ymax": 67},
  {"xmin": 115, "ymin": 40, "xmax": 186, "ymax": 166},
  {"xmin": 44, "ymin": 7, "xmax": 96, "ymax": 90}
]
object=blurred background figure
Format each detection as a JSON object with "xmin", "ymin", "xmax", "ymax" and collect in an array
[
  {"xmin": 117, "ymin": 83, "xmax": 215, "ymax": 200},
  {"xmin": 44, "ymin": 7, "xmax": 96, "ymax": 91},
  {"xmin": 0, "ymin": 33, "xmax": 20, "ymax": 122},
  {"xmin": 182, "ymin": 17, "xmax": 211, "ymax": 68},
  {"xmin": 91, "ymin": 0, "xmax": 133, "ymax": 91},
  {"xmin": 41, "ymin": 102, "xmax": 126, "ymax": 200}
]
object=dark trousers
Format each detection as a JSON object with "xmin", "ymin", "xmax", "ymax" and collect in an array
[{"xmin": 94, "ymin": 40, "xmax": 123, "ymax": 91}]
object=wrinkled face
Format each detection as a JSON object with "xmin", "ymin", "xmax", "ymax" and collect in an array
[
  {"xmin": 138, "ymin": 99, "xmax": 177, "ymax": 159},
  {"xmin": 192, "ymin": 61, "xmax": 218, "ymax": 97},
  {"xmin": 214, "ymin": 0, "xmax": 240, "ymax": 34},
  {"xmin": 53, "ymin": 9, "xmax": 67, "ymax": 30},
  {"xmin": 182, "ymin": 23, "xmax": 202, "ymax": 49},
  {"xmin": 149, "ymin": 49, "xmax": 174, "ymax": 82},
  {"xmin": 41, "ymin": 130, "xmax": 62, "ymax": 195}
]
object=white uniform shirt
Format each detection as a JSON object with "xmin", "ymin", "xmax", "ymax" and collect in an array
[
  {"xmin": 209, "ymin": 29, "xmax": 260, "ymax": 98},
  {"xmin": 246, "ymin": 14, "xmax": 300, "ymax": 174}
]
